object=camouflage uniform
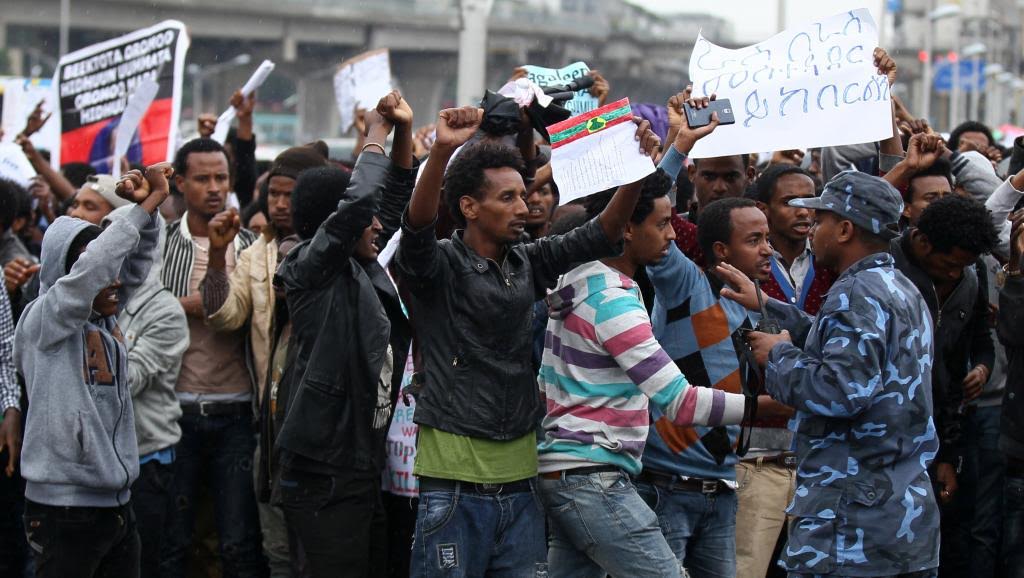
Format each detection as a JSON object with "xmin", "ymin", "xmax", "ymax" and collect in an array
[{"xmin": 762, "ymin": 172, "xmax": 941, "ymax": 577}]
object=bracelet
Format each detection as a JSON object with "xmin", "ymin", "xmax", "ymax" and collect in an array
[{"xmin": 361, "ymin": 142, "xmax": 386, "ymax": 155}]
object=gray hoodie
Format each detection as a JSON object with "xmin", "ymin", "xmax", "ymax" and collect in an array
[
  {"xmin": 106, "ymin": 207, "xmax": 188, "ymax": 457},
  {"xmin": 15, "ymin": 205, "xmax": 157, "ymax": 507}
]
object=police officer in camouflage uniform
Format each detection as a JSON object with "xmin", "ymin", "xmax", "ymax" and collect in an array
[{"xmin": 717, "ymin": 171, "xmax": 941, "ymax": 578}]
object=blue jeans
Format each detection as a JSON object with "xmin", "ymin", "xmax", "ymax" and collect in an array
[
  {"xmin": 410, "ymin": 479, "xmax": 546, "ymax": 578},
  {"xmin": 1005, "ymin": 473, "xmax": 1024, "ymax": 578},
  {"xmin": 160, "ymin": 413, "xmax": 267, "ymax": 578},
  {"xmin": 539, "ymin": 470, "xmax": 682, "ymax": 578},
  {"xmin": 636, "ymin": 481, "xmax": 738, "ymax": 578}
]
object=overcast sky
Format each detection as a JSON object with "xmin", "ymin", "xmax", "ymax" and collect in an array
[{"xmin": 635, "ymin": 0, "xmax": 886, "ymax": 43}]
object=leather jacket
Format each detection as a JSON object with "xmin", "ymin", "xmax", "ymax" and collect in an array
[
  {"xmin": 396, "ymin": 214, "xmax": 619, "ymax": 440},
  {"xmin": 274, "ymin": 153, "xmax": 412, "ymax": 474}
]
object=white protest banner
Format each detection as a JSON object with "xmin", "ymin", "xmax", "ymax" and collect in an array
[
  {"xmin": 334, "ymin": 49, "xmax": 392, "ymax": 134},
  {"xmin": 54, "ymin": 20, "xmax": 189, "ymax": 172},
  {"xmin": 112, "ymin": 78, "xmax": 159, "ymax": 179},
  {"xmin": 548, "ymin": 98, "xmax": 653, "ymax": 204},
  {"xmin": 211, "ymin": 59, "xmax": 275, "ymax": 145},
  {"xmin": 687, "ymin": 8, "xmax": 891, "ymax": 159},
  {"xmin": 521, "ymin": 61, "xmax": 598, "ymax": 117},
  {"xmin": 0, "ymin": 77, "xmax": 60, "ymax": 154},
  {"xmin": 0, "ymin": 143, "xmax": 37, "ymax": 188},
  {"xmin": 382, "ymin": 353, "xmax": 418, "ymax": 498}
]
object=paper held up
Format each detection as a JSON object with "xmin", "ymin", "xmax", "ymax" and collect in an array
[
  {"xmin": 686, "ymin": 8, "xmax": 891, "ymax": 159},
  {"xmin": 521, "ymin": 62, "xmax": 598, "ymax": 117},
  {"xmin": 548, "ymin": 97, "xmax": 654, "ymax": 205},
  {"xmin": 0, "ymin": 143, "xmax": 37, "ymax": 188},
  {"xmin": 334, "ymin": 49, "xmax": 392, "ymax": 133},
  {"xmin": 212, "ymin": 59, "xmax": 275, "ymax": 144},
  {"xmin": 112, "ymin": 79, "xmax": 160, "ymax": 179}
]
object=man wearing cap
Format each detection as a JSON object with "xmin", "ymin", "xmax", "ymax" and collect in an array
[
  {"xmin": 159, "ymin": 137, "xmax": 265, "ymax": 578},
  {"xmin": 197, "ymin": 140, "xmax": 328, "ymax": 576},
  {"xmin": 70, "ymin": 174, "xmax": 131, "ymax": 226},
  {"xmin": 717, "ymin": 171, "xmax": 941, "ymax": 577}
]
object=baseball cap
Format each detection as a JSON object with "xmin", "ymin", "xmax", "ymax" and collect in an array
[
  {"xmin": 83, "ymin": 174, "xmax": 131, "ymax": 210},
  {"xmin": 789, "ymin": 170, "xmax": 904, "ymax": 240}
]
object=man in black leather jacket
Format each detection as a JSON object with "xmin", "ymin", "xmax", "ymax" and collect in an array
[
  {"xmin": 270, "ymin": 92, "xmax": 414, "ymax": 577},
  {"xmin": 396, "ymin": 104, "xmax": 661, "ymax": 577},
  {"xmin": 890, "ymin": 194, "xmax": 998, "ymax": 577}
]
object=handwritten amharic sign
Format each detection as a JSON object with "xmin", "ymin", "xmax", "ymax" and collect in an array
[{"xmin": 688, "ymin": 9, "xmax": 892, "ymax": 159}]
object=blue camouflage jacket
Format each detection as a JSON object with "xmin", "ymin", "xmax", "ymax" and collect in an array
[{"xmin": 763, "ymin": 253, "xmax": 940, "ymax": 576}]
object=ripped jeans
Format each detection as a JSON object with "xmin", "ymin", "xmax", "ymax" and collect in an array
[{"xmin": 160, "ymin": 412, "xmax": 267, "ymax": 578}]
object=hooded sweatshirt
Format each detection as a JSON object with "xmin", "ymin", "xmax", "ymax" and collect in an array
[
  {"xmin": 537, "ymin": 261, "xmax": 746, "ymax": 475},
  {"xmin": 15, "ymin": 206, "xmax": 158, "ymax": 507},
  {"xmin": 106, "ymin": 207, "xmax": 188, "ymax": 457}
]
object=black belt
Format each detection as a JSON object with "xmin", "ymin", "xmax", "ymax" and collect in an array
[
  {"xmin": 740, "ymin": 452, "xmax": 798, "ymax": 469},
  {"xmin": 180, "ymin": 401, "xmax": 251, "ymax": 417},
  {"xmin": 636, "ymin": 469, "xmax": 731, "ymax": 494},
  {"xmin": 541, "ymin": 465, "xmax": 621, "ymax": 480},
  {"xmin": 418, "ymin": 476, "xmax": 533, "ymax": 495}
]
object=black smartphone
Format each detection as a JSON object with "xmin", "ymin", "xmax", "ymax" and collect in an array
[{"xmin": 684, "ymin": 98, "xmax": 736, "ymax": 128}]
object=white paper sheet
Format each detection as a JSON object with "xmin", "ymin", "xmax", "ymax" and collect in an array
[
  {"xmin": 334, "ymin": 50, "xmax": 392, "ymax": 134},
  {"xmin": 548, "ymin": 98, "xmax": 654, "ymax": 204},
  {"xmin": 687, "ymin": 8, "xmax": 891, "ymax": 158},
  {"xmin": 112, "ymin": 79, "xmax": 159, "ymax": 179},
  {"xmin": 0, "ymin": 143, "xmax": 37, "ymax": 188},
  {"xmin": 212, "ymin": 59, "xmax": 275, "ymax": 144}
]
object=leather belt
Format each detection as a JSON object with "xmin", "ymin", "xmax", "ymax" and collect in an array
[
  {"xmin": 541, "ymin": 465, "xmax": 621, "ymax": 480},
  {"xmin": 636, "ymin": 469, "xmax": 731, "ymax": 494},
  {"xmin": 740, "ymin": 452, "xmax": 798, "ymax": 469},
  {"xmin": 418, "ymin": 476, "xmax": 532, "ymax": 495},
  {"xmin": 180, "ymin": 401, "xmax": 251, "ymax": 417}
]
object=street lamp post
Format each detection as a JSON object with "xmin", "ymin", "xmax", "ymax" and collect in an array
[
  {"xmin": 962, "ymin": 42, "xmax": 987, "ymax": 122},
  {"xmin": 922, "ymin": 2, "xmax": 962, "ymax": 126}
]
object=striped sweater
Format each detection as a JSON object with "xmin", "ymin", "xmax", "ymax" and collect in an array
[
  {"xmin": 537, "ymin": 261, "xmax": 745, "ymax": 475},
  {"xmin": 162, "ymin": 213, "xmax": 257, "ymax": 298}
]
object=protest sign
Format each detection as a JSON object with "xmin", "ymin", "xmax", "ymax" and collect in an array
[
  {"xmin": 0, "ymin": 77, "xmax": 60, "ymax": 153},
  {"xmin": 54, "ymin": 20, "xmax": 189, "ymax": 172},
  {"xmin": 382, "ymin": 353, "xmax": 418, "ymax": 498},
  {"xmin": 334, "ymin": 49, "xmax": 392, "ymax": 134},
  {"xmin": 687, "ymin": 9, "xmax": 891, "ymax": 158},
  {"xmin": 211, "ymin": 59, "xmax": 275, "ymax": 144},
  {"xmin": 548, "ymin": 97, "xmax": 654, "ymax": 204},
  {"xmin": 521, "ymin": 61, "xmax": 598, "ymax": 117},
  {"xmin": 0, "ymin": 143, "xmax": 37, "ymax": 188}
]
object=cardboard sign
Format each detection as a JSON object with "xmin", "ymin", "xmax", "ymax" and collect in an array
[
  {"xmin": 687, "ymin": 9, "xmax": 891, "ymax": 158},
  {"xmin": 522, "ymin": 61, "xmax": 598, "ymax": 117},
  {"xmin": 334, "ymin": 49, "xmax": 392, "ymax": 133}
]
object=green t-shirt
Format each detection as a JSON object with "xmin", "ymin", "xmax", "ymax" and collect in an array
[{"xmin": 414, "ymin": 426, "xmax": 538, "ymax": 484}]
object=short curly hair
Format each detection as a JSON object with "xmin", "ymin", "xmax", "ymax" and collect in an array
[
  {"xmin": 443, "ymin": 143, "xmax": 526, "ymax": 227},
  {"xmin": 584, "ymin": 168, "xmax": 673, "ymax": 225},
  {"xmin": 697, "ymin": 197, "xmax": 758, "ymax": 264},
  {"xmin": 948, "ymin": 121, "xmax": 995, "ymax": 150},
  {"xmin": 173, "ymin": 138, "xmax": 227, "ymax": 178},
  {"xmin": 917, "ymin": 195, "xmax": 998, "ymax": 256},
  {"xmin": 291, "ymin": 166, "xmax": 352, "ymax": 240},
  {"xmin": 749, "ymin": 164, "xmax": 814, "ymax": 205}
]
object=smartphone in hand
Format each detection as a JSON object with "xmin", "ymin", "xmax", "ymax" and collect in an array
[{"xmin": 684, "ymin": 99, "xmax": 736, "ymax": 128}]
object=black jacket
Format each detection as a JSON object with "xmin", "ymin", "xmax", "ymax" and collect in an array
[
  {"xmin": 999, "ymin": 274, "xmax": 1024, "ymax": 461},
  {"xmin": 273, "ymin": 153, "xmax": 412, "ymax": 474},
  {"xmin": 891, "ymin": 232, "xmax": 994, "ymax": 463},
  {"xmin": 396, "ymin": 215, "xmax": 619, "ymax": 440}
]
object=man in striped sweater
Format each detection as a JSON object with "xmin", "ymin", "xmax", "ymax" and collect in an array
[{"xmin": 537, "ymin": 168, "xmax": 749, "ymax": 578}]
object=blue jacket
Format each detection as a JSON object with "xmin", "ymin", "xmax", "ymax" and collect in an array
[{"xmin": 764, "ymin": 253, "xmax": 940, "ymax": 576}]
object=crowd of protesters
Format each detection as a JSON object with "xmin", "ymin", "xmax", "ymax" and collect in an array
[{"xmin": 0, "ymin": 39, "xmax": 1023, "ymax": 578}]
